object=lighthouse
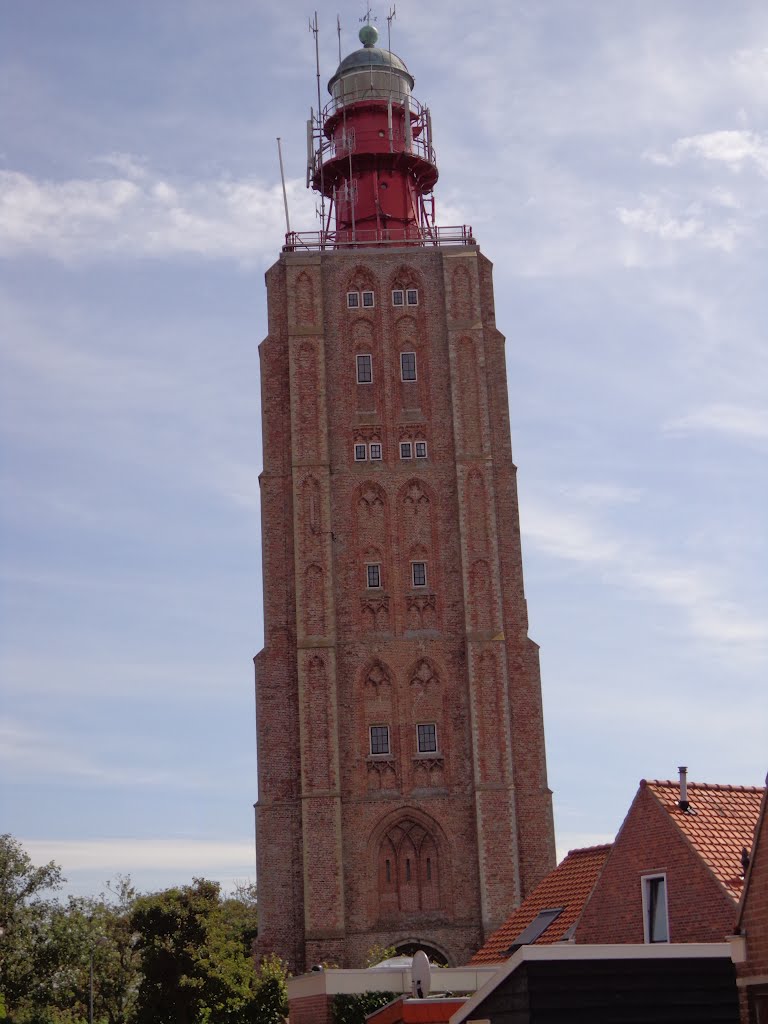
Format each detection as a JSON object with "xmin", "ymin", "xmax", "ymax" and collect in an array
[{"xmin": 254, "ymin": 24, "xmax": 555, "ymax": 971}]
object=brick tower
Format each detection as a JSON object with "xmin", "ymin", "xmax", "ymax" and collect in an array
[{"xmin": 254, "ymin": 23, "xmax": 555, "ymax": 971}]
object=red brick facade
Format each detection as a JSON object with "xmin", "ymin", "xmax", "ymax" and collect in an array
[
  {"xmin": 576, "ymin": 780, "xmax": 759, "ymax": 945},
  {"xmin": 254, "ymin": 245, "xmax": 555, "ymax": 971},
  {"xmin": 736, "ymin": 786, "xmax": 768, "ymax": 1023}
]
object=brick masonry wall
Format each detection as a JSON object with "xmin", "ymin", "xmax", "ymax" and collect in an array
[
  {"xmin": 736, "ymin": 797, "xmax": 768, "ymax": 1024},
  {"xmin": 255, "ymin": 245, "xmax": 555, "ymax": 972},
  {"xmin": 576, "ymin": 782, "xmax": 739, "ymax": 944},
  {"xmin": 289, "ymin": 993, "xmax": 333, "ymax": 1024}
]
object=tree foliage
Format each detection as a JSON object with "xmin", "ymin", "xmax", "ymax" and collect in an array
[
  {"xmin": 130, "ymin": 877, "xmax": 261, "ymax": 1024},
  {"xmin": 252, "ymin": 953, "xmax": 288, "ymax": 1024},
  {"xmin": 331, "ymin": 992, "xmax": 396, "ymax": 1024},
  {"xmin": 0, "ymin": 833, "xmax": 64, "ymax": 1019},
  {"xmin": 0, "ymin": 838, "xmax": 265, "ymax": 1024}
]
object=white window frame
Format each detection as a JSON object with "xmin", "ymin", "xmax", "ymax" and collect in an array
[
  {"xmin": 400, "ymin": 441, "xmax": 413, "ymax": 460},
  {"xmin": 406, "ymin": 288, "xmax": 419, "ymax": 306},
  {"xmin": 354, "ymin": 443, "xmax": 367, "ymax": 462},
  {"xmin": 400, "ymin": 351, "xmax": 417, "ymax": 382},
  {"xmin": 392, "ymin": 289, "xmax": 405, "ymax": 307},
  {"xmin": 347, "ymin": 291, "xmax": 360, "ymax": 308},
  {"xmin": 415, "ymin": 441, "xmax": 428, "ymax": 459},
  {"xmin": 356, "ymin": 353, "xmax": 373, "ymax": 384},
  {"xmin": 411, "ymin": 561, "xmax": 427, "ymax": 588},
  {"xmin": 366, "ymin": 563, "xmax": 382, "ymax": 589},
  {"xmin": 416, "ymin": 722, "xmax": 438, "ymax": 754},
  {"xmin": 362, "ymin": 290, "xmax": 375, "ymax": 308},
  {"xmin": 369, "ymin": 442, "xmax": 382, "ymax": 461},
  {"xmin": 641, "ymin": 873, "xmax": 670, "ymax": 943},
  {"xmin": 370, "ymin": 724, "xmax": 390, "ymax": 755}
]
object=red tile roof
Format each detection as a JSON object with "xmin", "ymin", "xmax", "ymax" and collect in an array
[
  {"xmin": 366, "ymin": 996, "xmax": 467, "ymax": 1023},
  {"xmin": 470, "ymin": 844, "xmax": 611, "ymax": 965},
  {"xmin": 645, "ymin": 779, "xmax": 764, "ymax": 900}
]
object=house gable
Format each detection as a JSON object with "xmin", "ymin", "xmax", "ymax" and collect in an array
[{"xmin": 576, "ymin": 780, "xmax": 738, "ymax": 944}]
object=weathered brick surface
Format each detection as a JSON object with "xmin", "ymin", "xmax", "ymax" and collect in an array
[
  {"xmin": 289, "ymin": 993, "xmax": 333, "ymax": 1024},
  {"xmin": 736, "ymin": 790, "xmax": 768, "ymax": 1023},
  {"xmin": 255, "ymin": 246, "xmax": 555, "ymax": 971},
  {"xmin": 576, "ymin": 781, "xmax": 741, "ymax": 944}
]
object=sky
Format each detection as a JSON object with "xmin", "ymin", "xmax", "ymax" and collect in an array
[{"xmin": 1, "ymin": 0, "xmax": 767, "ymax": 903}]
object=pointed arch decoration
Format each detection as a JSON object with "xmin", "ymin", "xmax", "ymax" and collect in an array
[{"xmin": 369, "ymin": 807, "xmax": 452, "ymax": 924}]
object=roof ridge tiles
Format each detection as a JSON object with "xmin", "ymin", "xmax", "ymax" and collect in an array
[
  {"xmin": 565, "ymin": 843, "xmax": 613, "ymax": 855},
  {"xmin": 647, "ymin": 779, "xmax": 765, "ymax": 793}
]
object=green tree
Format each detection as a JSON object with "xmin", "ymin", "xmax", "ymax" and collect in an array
[
  {"xmin": 364, "ymin": 944, "xmax": 397, "ymax": 968},
  {"xmin": 0, "ymin": 834, "xmax": 64, "ymax": 1019},
  {"xmin": 130, "ymin": 878, "xmax": 260, "ymax": 1024},
  {"xmin": 252, "ymin": 954, "xmax": 288, "ymax": 1024}
]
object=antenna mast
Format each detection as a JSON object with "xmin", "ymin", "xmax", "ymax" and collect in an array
[
  {"xmin": 309, "ymin": 12, "xmax": 326, "ymax": 243},
  {"xmin": 276, "ymin": 137, "xmax": 291, "ymax": 236}
]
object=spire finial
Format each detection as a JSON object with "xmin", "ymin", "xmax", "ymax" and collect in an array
[{"xmin": 359, "ymin": 6, "xmax": 378, "ymax": 47}]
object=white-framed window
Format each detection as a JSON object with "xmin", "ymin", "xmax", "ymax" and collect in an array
[
  {"xmin": 400, "ymin": 441, "xmax": 413, "ymax": 460},
  {"xmin": 392, "ymin": 289, "xmax": 405, "ymax": 307},
  {"xmin": 366, "ymin": 563, "xmax": 382, "ymax": 589},
  {"xmin": 356, "ymin": 353, "xmax": 373, "ymax": 383},
  {"xmin": 362, "ymin": 290, "xmax": 375, "ymax": 308},
  {"xmin": 641, "ymin": 874, "xmax": 669, "ymax": 943},
  {"xmin": 411, "ymin": 561, "xmax": 427, "ymax": 588},
  {"xmin": 347, "ymin": 291, "xmax": 360, "ymax": 308},
  {"xmin": 406, "ymin": 288, "xmax": 419, "ymax": 306},
  {"xmin": 415, "ymin": 441, "xmax": 427, "ymax": 459},
  {"xmin": 370, "ymin": 725, "xmax": 390, "ymax": 755},
  {"xmin": 400, "ymin": 351, "xmax": 417, "ymax": 381},
  {"xmin": 417, "ymin": 722, "xmax": 437, "ymax": 753},
  {"xmin": 354, "ymin": 443, "xmax": 367, "ymax": 462},
  {"xmin": 369, "ymin": 442, "xmax": 382, "ymax": 461}
]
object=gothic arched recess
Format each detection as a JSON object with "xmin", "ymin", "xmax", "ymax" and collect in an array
[{"xmin": 368, "ymin": 808, "xmax": 453, "ymax": 927}]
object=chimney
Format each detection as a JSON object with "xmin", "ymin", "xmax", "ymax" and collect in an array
[{"xmin": 678, "ymin": 766, "xmax": 689, "ymax": 812}]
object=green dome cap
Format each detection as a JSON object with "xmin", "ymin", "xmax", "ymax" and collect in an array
[{"xmin": 359, "ymin": 23, "xmax": 378, "ymax": 47}]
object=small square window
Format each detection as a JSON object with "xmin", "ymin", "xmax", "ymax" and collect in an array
[
  {"xmin": 370, "ymin": 725, "xmax": 390, "ymax": 755},
  {"xmin": 400, "ymin": 351, "xmax": 417, "ymax": 382},
  {"xmin": 347, "ymin": 291, "xmax": 360, "ymax": 308},
  {"xmin": 417, "ymin": 723, "xmax": 437, "ymax": 753},
  {"xmin": 400, "ymin": 442, "xmax": 413, "ymax": 460},
  {"xmin": 366, "ymin": 563, "xmax": 381, "ymax": 589},
  {"xmin": 415, "ymin": 441, "xmax": 427, "ymax": 458},
  {"xmin": 412, "ymin": 561, "xmax": 427, "ymax": 587},
  {"xmin": 370, "ymin": 442, "xmax": 382, "ymax": 461},
  {"xmin": 406, "ymin": 288, "xmax": 419, "ymax": 305},
  {"xmin": 354, "ymin": 443, "xmax": 367, "ymax": 462},
  {"xmin": 356, "ymin": 354, "xmax": 372, "ymax": 384},
  {"xmin": 362, "ymin": 290, "xmax": 375, "ymax": 307},
  {"xmin": 392, "ymin": 289, "xmax": 405, "ymax": 306}
]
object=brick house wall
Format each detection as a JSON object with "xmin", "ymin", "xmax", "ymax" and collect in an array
[
  {"xmin": 255, "ymin": 246, "xmax": 555, "ymax": 972},
  {"xmin": 736, "ymin": 789, "xmax": 768, "ymax": 1024},
  {"xmin": 576, "ymin": 781, "xmax": 738, "ymax": 944}
]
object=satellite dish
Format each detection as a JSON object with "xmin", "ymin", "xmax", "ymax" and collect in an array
[{"xmin": 411, "ymin": 949, "xmax": 431, "ymax": 999}]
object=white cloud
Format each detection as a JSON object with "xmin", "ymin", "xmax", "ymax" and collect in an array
[
  {"xmin": 646, "ymin": 130, "xmax": 768, "ymax": 175},
  {"xmin": 21, "ymin": 837, "xmax": 254, "ymax": 873},
  {"xmin": 664, "ymin": 403, "xmax": 768, "ymax": 441},
  {"xmin": 522, "ymin": 502, "xmax": 768, "ymax": 661},
  {"xmin": 0, "ymin": 157, "xmax": 315, "ymax": 264},
  {"xmin": 617, "ymin": 196, "xmax": 744, "ymax": 251}
]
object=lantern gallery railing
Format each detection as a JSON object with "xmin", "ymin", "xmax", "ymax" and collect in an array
[{"xmin": 283, "ymin": 224, "xmax": 476, "ymax": 252}]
